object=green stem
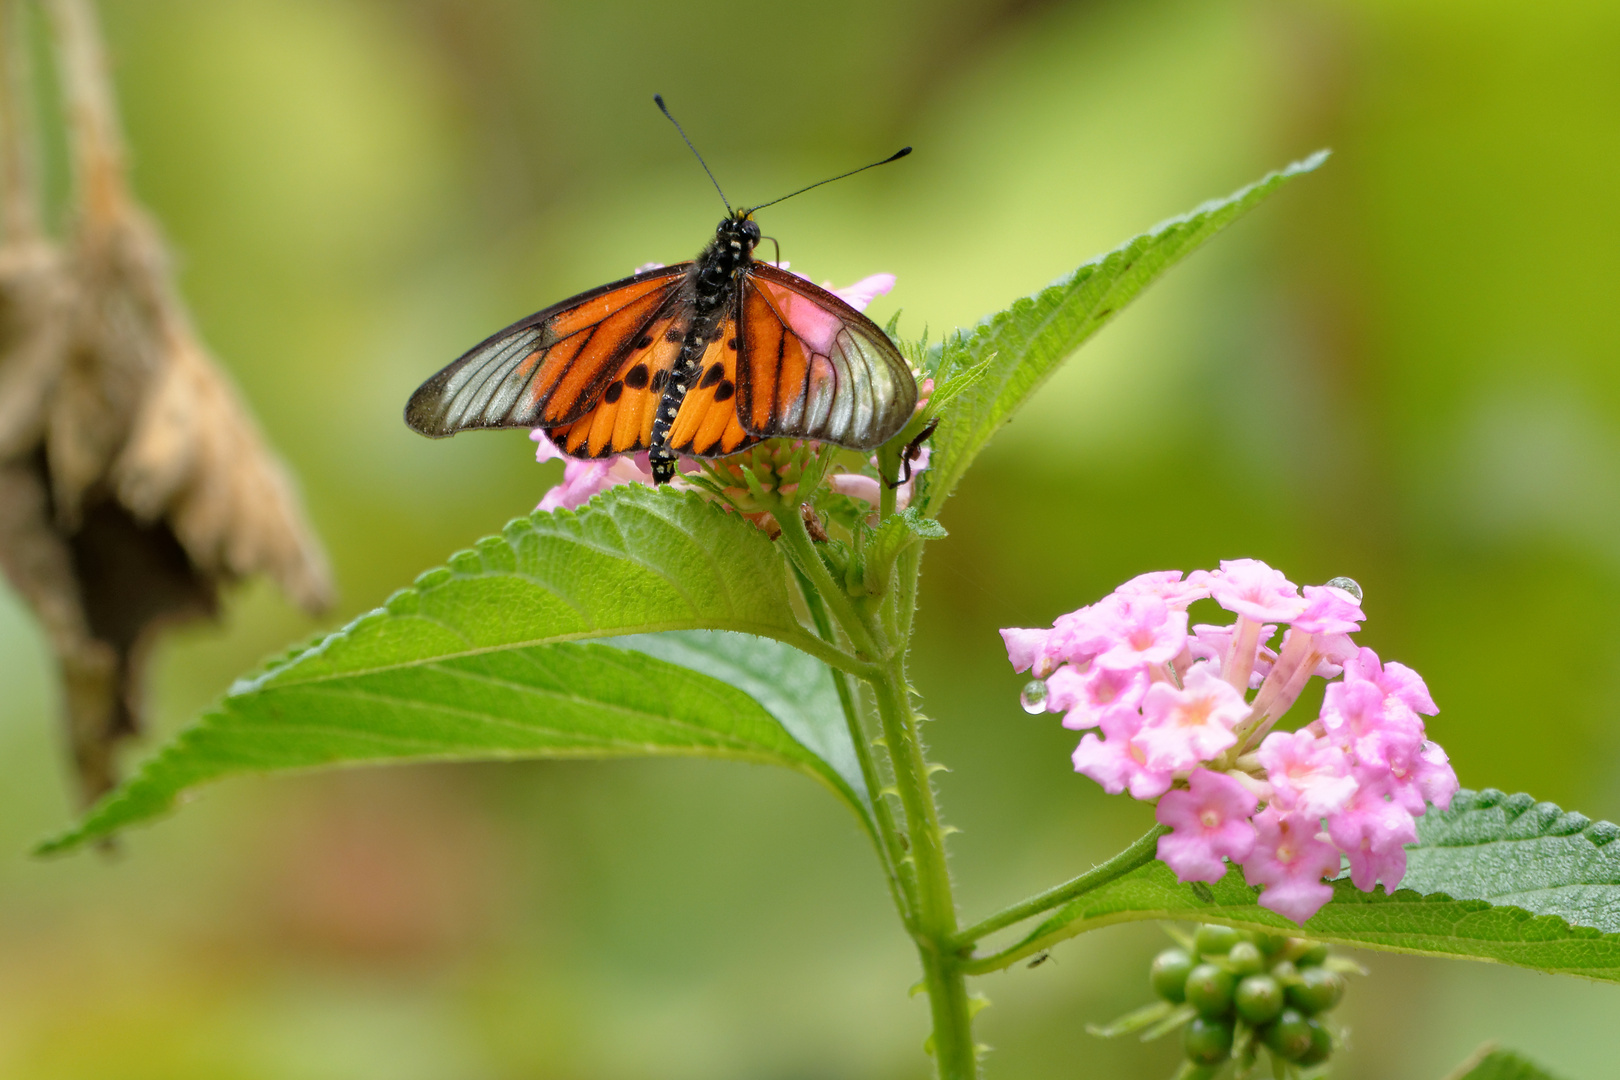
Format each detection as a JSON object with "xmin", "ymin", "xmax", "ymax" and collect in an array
[
  {"xmin": 774, "ymin": 502, "xmax": 886, "ymax": 661},
  {"xmin": 794, "ymin": 568, "xmax": 918, "ymax": 925},
  {"xmin": 872, "ymin": 659, "xmax": 976, "ymax": 1077},
  {"xmin": 776, "ymin": 492, "xmax": 974, "ymax": 1075},
  {"xmin": 951, "ymin": 824, "xmax": 1167, "ymax": 952}
]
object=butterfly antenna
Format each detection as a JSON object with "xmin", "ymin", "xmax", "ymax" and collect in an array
[
  {"xmin": 654, "ymin": 94, "xmax": 731, "ymax": 214},
  {"xmin": 747, "ymin": 146, "xmax": 911, "ymax": 214}
]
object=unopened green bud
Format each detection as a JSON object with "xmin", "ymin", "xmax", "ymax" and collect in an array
[
  {"xmin": 1287, "ymin": 967, "xmax": 1345, "ymax": 1014},
  {"xmin": 1256, "ymin": 933, "xmax": 1290, "ymax": 955},
  {"xmin": 1150, "ymin": 949, "xmax": 1195, "ymax": 1003},
  {"xmin": 1195, "ymin": 925, "xmax": 1243, "ymax": 956},
  {"xmin": 1298, "ymin": 1017, "xmax": 1333, "ymax": 1066},
  {"xmin": 1263, "ymin": 1008, "xmax": 1314, "ymax": 1062},
  {"xmin": 1296, "ymin": 941, "xmax": 1330, "ymax": 967},
  {"xmin": 1184, "ymin": 964, "xmax": 1235, "ymax": 1017},
  {"xmin": 1183, "ymin": 1016, "xmax": 1235, "ymax": 1065},
  {"xmin": 1233, "ymin": 974, "xmax": 1284, "ymax": 1025},
  {"xmin": 1227, "ymin": 941, "xmax": 1263, "ymax": 975}
]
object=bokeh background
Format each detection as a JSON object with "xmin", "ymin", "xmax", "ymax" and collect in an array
[{"xmin": 2, "ymin": 0, "xmax": 1618, "ymax": 1076}]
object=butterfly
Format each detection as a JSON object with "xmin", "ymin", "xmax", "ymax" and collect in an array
[{"xmin": 405, "ymin": 98, "xmax": 917, "ymax": 485}]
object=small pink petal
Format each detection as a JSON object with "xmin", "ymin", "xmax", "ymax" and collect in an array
[
  {"xmin": 1132, "ymin": 664, "xmax": 1248, "ymax": 772},
  {"xmin": 1000, "ymin": 628, "xmax": 1050, "ymax": 675},
  {"xmin": 832, "ymin": 272, "xmax": 896, "ymax": 313},
  {"xmin": 1257, "ymin": 729, "xmax": 1357, "ymax": 817},
  {"xmin": 1209, "ymin": 558, "xmax": 1307, "ymax": 623},
  {"xmin": 1154, "ymin": 769, "xmax": 1259, "ymax": 882},
  {"xmin": 1242, "ymin": 806, "xmax": 1342, "ymax": 925}
]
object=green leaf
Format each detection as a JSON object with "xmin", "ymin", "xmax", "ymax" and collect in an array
[
  {"xmin": 984, "ymin": 789, "xmax": 1620, "ymax": 982},
  {"xmin": 900, "ymin": 506, "xmax": 948, "ymax": 539},
  {"xmin": 1400, "ymin": 788, "xmax": 1620, "ymax": 932},
  {"xmin": 1444, "ymin": 1047, "xmax": 1565, "ymax": 1080},
  {"xmin": 608, "ymin": 629, "xmax": 864, "ymax": 804},
  {"xmin": 39, "ymin": 487, "xmax": 869, "ymax": 854},
  {"xmin": 920, "ymin": 151, "xmax": 1329, "ymax": 516}
]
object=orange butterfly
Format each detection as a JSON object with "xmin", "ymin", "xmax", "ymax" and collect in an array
[{"xmin": 405, "ymin": 98, "xmax": 917, "ymax": 485}]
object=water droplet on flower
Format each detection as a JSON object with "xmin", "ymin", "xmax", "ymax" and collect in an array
[
  {"xmin": 1325, "ymin": 576, "xmax": 1363, "ymax": 602},
  {"xmin": 1019, "ymin": 679, "xmax": 1048, "ymax": 714}
]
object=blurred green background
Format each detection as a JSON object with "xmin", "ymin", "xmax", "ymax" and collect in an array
[{"xmin": 3, "ymin": 0, "xmax": 1619, "ymax": 1076}]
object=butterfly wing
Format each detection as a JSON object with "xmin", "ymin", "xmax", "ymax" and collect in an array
[
  {"xmin": 406, "ymin": 264, "xmax": 691, "ymax": 437},
  {"xmin": 734, "ymin": 263, "xmax": 916, "ymax": 450},
  {"xmin": 664, "ymin": 317, "xmax": 760, "ymax": 457},
  {"xmin": 552, "ymin": 313, "xmax": 762, "ymax": 459},
  {"xmin": 545, "ymin": 309, "xmax": 694, "ymax": 457}
]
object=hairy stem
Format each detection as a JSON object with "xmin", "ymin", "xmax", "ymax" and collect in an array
[
  {"xmin": 872, "ymin": 658, "xmax": 976, "ymax": 1078},
  {"xmin": 774, "ymin": 500, "xmax": 886, "ymax": 661},
  {"xmin": 795, "ymin": 568, "xmax": 918, "ymax": 925},
  {"xmin": 777, "ymin": 492, "xmax": 974, "ymax": 1077},
  {"xmin": 952, "ymin": 824, "xmax": 1168, "ymax": 953}
]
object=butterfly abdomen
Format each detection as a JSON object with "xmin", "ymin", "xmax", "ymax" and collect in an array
[{"xmin": 647, "ymin": 215, "xmax": 759, "ymax": 483}]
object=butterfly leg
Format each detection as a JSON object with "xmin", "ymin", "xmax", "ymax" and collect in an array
[{"xmin": 885, "ymin": 418, "xmax": 938, "ymax": 488}]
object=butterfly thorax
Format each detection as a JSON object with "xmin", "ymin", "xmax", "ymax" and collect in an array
[{"xmin": 647, "ymin": 214, "xmax": 761, "ymax": 482}]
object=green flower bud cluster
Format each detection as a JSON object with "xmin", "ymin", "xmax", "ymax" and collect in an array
[{"xmin": 1091, "ymin": 924, "xmax": 1354, "ymax": 1079}]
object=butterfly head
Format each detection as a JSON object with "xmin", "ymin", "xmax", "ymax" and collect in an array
[{"xmin": 715, "ymin": 212, "xmax": 761, "ymax": 256}]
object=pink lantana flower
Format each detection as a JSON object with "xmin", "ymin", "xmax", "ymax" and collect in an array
[
  {"xmin": 1189, "ymin": 623, "xmax": 1277, "ymax": 688},
  {"xmin": 1327, "ymin": 786, "xmax": 1418, "ymax": 892},
  {"xmin": 1045, "ymin": 603, "xmax": 1125, "ymax": 668},
  {"xmin": 1293, "ymin": 584, "xmax": 1366, "ymax": 636},
  {"xmin": 828, "ymin": 447, "xmax": 929, "ymax": 513},
  {"xmin": 1072, "ymin": 709, "xmax": 1174, "ymax": 800},
  {"xmin": 1048, "ymin": 663, "xmax": 1149, "ymax": 731},
  {"xmin": 1092, "ymin": 596, "xmax": 1190, "ymax": 672},
  {"xmin": 1005, "ymin": 558, "xmax": 1459, "ymax": 925},
  {"xmin": 1343, "ymin": 647, "xmax": 1438, "ymax": 716},
  {"xmin": 1132, "ymin": 664, "xmax": 1249, "ymax": 772},
  {"xmin": 1243, "ymin": 807, "xmax": 1343, "ymax": 924},
  {"xmin": 1155, "ymin": 769, "xmax": 1259, "ymax": 883},
  {"xmin": 531, "ymin": 431, "xmax": 658, "ymax": 511},
  {"xmin": 1115, "ymin": 570, "xmax": 1212, "ymax": 608},
  {"xmin": 1318, "ymin": 676, "xmax": 1424, "ymax": 771},
  {"xmin": 1256, "ymin": 729, "xmax": 1357, "ymax": 818},
  {"xmin": 1000, "ymin": 627, "xmax": 1052, "ymax": 676},
  {"xmin": 1384, "ymin": 737, "xmax": 1460, "ymax": 814},
  {"xmin": 1209, "ymin": 558, "xmax": 1308, "ymax": 623}
]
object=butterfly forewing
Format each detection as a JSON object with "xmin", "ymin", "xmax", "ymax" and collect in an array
[
  {"xmin": 736, "ymin": 264, "xmax": 915, "ymax": 449},
  {"xmin": 405, "ymin": 265, "xmax": 688, "ymax": 437}
]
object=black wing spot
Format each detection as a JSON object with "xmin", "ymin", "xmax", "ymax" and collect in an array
[
  {"xmin": 700, "ymin": 437, "xmax": 725, "ymax": 456},
  {"xmin": 624, "ymin": 364, "xmax": 650, "ymax": 389},
  {"xmin": 650, "ymin": 369, "xmax": 668, "ymax": 391},
  {"xmin": 604, "ymin": 381, "xmax": 624, "ymax": 404},
  {"xmin": 700, "ymin": 364, "xmax": 725, "ymax": 389},
  {"xmin": 634, "ymin": 335, "xmax": 653, "ymax": 349},
  {"xmin": 726, "ymin": 336, "xmax": 738, "ymax": 350},
  {"xmin": 713, "ymin": 380, "xmax": 735, "ymax": 403}
]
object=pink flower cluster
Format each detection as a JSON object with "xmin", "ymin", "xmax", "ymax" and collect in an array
[
  {"xmin": 531, "ymin": 272, "xmax": 909, "ymax": 513},
  {"xmin": 1002, "ymin": 560, "xmax": 1458, "ymax": 924}
]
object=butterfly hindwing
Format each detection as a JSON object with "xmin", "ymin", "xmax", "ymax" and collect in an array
[
  {"xmin": 545, "ymin": 306, "xmax": 691, "ymax": 457},
  {"xmin": 405, "ymin": 265, "xmax": 689, "ymax": 437},
  {"xmin": 666, "ymin": 317, "xmax": 759, "ymax": 457},
  {"xmin": 735, "ymin": 263, "xmax": 916, "ymax": 450}
]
